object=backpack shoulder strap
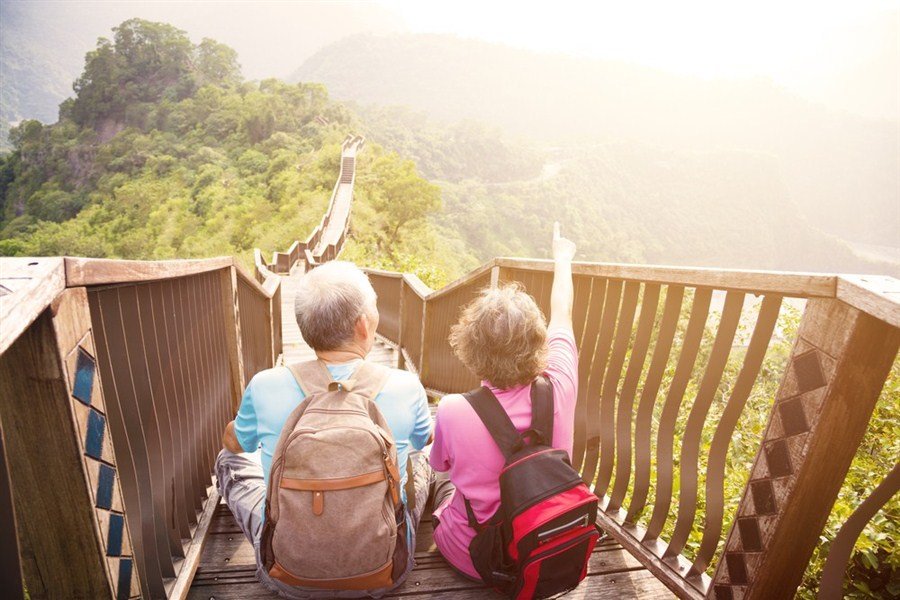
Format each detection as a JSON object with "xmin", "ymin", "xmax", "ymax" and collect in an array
[
  {"xmin": 345, "ymin": 361, "xmax": 392, "ymax": 401},
  {"xmin": 286, "ymin": 359, "xmax": 334, "ymax": 396},
  {"xmin": 463, "ymin": 386, "xmax": 521, "ymax": 460},
  {"xmin": 530, "ymin": 375, "xmax": 554, "ymax": 445}
]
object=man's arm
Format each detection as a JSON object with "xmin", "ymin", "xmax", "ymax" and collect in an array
[
  {"xmin": 548, "ymin": 221, "xmax": 576, "ymax": 332},
  {"xmin": 222, "ymin": 421, "xmax": 244, "ymax": 454},
  {"xmin": 222, "ymin": 377, "xmax": 258, "ymax": 454}
]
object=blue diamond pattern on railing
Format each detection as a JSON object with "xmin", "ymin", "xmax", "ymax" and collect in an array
[
  {"xmin": 85, "ymin": 410, "xmax": 106, "ymax": 459},
  {"xmin": 73, "ymin": 348, "xmax": 95, "ymax": 405},
  {"xmin": 96, "ymin": 464, "xmax": 115, "ymax": 510},
  {"xmin": 117, "ymin": 557, "xmax": 132, "ymax": 600},
  {"xmin": 107, "ymin": 512, "xmax": 124, "ymax": 557}
]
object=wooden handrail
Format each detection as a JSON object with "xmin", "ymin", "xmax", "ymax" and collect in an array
[
  {"xmin": 256, "ymin": 135, "xmax": 364, "ymax": 277},
  {"xmin": 0, "ymin": 257, "xmax": 65, "ymax": 355},
  {"xmin": 64, "ymin": 256, "xmax": 234, "ymax": 286}
]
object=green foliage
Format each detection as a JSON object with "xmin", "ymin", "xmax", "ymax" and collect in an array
[
  {"xmin": 613, "ymin": 298, "xmax": 898, "ymax": 598},
  {"xmin": 67, "ymin": 19, "xmax": 241, "ymax": 130},
  {"xmin": 0, "ymin": 19, "xmax": 465, "ymax": 279}
]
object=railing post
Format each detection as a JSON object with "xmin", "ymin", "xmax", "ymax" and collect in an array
[
  {"xmin": 271, "ymin": 279, "xmax": 283, "ymax": 364},
  {"xmin": 419, "ymin": 298, "xmax": 429, "ymax": 387},
  {"xmin": 710, "ymin": 298, "xmax": 900, "ymax": 600},
  {"xmin": 490, "ymin": 264, "xmax": 501, "ymax": 288},
  {"xmin": 0, "ymin": 293, "xmax": 139, "ymax": 598},
  {"xmin": 397, "ymin": 278, "xmax": 406, "ymax": 371},
  {"xmin": 220, "ymin": 266, "xmax": 245, "ymax": 411}
]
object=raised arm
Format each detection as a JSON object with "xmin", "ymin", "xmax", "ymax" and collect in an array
[{"xmin": 548, "ymin": 221, "xmax": 576, "ymax": 332}]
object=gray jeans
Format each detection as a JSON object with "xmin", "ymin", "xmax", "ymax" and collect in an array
[{"xmin": 215, "ymin": 449, "xmax": 432, "ymax": 599}]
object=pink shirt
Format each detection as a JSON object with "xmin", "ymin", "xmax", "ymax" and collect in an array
[{"xmin": 429, "ymin": 328, "xmax": 579, "ymax": 579}]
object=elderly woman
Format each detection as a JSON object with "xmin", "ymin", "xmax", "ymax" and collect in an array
[{"xmin": 429, "ymin": 223, "xmax": 578, "ymax": 581}]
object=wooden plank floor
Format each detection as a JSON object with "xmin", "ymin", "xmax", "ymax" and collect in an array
[
  {"xmin": 190, "ymin": 269, "xmax": 674, "ymax": 598},
  {"xmin": 188, "ymin": 501, "xmax": 675, "ymax": 599}
]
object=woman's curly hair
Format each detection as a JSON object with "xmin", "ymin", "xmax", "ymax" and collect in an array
[{"xmin": 449, "ymin": 283, "xmax": 549, "ymax": 389}]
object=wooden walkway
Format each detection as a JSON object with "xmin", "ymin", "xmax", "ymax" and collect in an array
[
  {"xmin": 189, "ymin": 502, "xmax": 674, "ymax": 599},
  {"xmin": 278, "ymin": 266, "xmax": 397, "ymax": 367},
  {"xmin": 188, "ymin": 268, "xmax": 673, "ymax": 598}
]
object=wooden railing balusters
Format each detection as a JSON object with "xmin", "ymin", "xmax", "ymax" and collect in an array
[
  {"xmin": 139, "ymin": 281, "xmax": 185, "ymax": 555},
  {"xmin": 645, "ymin": 287, "xmax": 713, "ymax": 542},
  {"xmin": 572, "ymin": 277, "xmax": 605, "ymax": 473},
  {"xmin": 582, "ymin": 279, "xmax": 622, "ymax": 488},
  {"xmin": 818, "ymin": 462, "xmax": 900, "ymax": 599},
  {"xmin": 155, "ymin": 279, "xmax": 193, "ymax": 540},
  {"xmin": 596, "ymin": 280, "xmax": 641, "ymax": 496},
  {"xmin": 608, "ymin": 283, "xmax": 661, "ymax": 512},
  {"xmin": 626, "ymin": 285, "xmax": 684, "ymax": 523},
  {"xmin": 690, "ymin": 294, "xmax": 782, "ymax": 578},
  {"xmin": 664, "ymin": 291, "xmax": 744, "ymax": 559}
]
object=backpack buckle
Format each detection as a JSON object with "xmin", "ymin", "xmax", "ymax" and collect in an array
[{"xmin": 328, "ymin": 381, "xmax": 354, "ymax": 392}]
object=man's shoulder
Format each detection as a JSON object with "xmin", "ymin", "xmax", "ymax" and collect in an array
[
  {"xmin": 248, "ymin": 366, "xmax": 299, "ymax": 393},
  {"xmin": 379, "ymin": 366, "xmax": 425, "ymax": 400}
]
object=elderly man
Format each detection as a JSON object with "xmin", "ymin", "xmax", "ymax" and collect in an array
[{"xmin": 217, "ymin": 261, "xmax": 432, "ymax": 598}]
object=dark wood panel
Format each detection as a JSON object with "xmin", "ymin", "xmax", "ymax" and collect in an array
[
  {"xmin": 0, "ymin": 311, "xmax": 111, "ymax": 597},
  {"xmin": 92, "ymin": 288, "xmax": 169, "ymax": 597},
  {"xmin": 0, "ymin": 418, "xmax": 23, "ymax": 599}
]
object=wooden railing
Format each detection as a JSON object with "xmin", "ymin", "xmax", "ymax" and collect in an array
[
  {"xmin": 257, "ymin": 134, "xmax": 364, "ymax": 277},
  {"xmin": 365, "ymin": 258, "xmax": 899, "ymax": 599},
  {"xmin": 0, "ymin": 256, "xmax": 282, "ymax": 599}
]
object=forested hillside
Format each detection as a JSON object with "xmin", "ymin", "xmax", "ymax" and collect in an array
[
  {"xmin": 296, "ymin": 33, "xmax": 900, "ymax": 265},
  {"xmin": 355, "ymin": 103, "xmax": 896, "ymax": 276},
  {"xmin": 0, "ymin": 20, "xmax": 474, "ymax": 286}
]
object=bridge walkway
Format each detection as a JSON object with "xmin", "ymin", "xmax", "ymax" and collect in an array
[{"xmin": 188, "ymin": 267, "xmax": 674, "ymax": 598}]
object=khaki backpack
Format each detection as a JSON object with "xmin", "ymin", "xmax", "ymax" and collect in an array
[{"xmin": 260, "ymin": 360, "xmax": 409, "ymax": 592}]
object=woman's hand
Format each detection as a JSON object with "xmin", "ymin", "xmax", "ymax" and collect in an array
[
  {"xmin": 552, "ymin": 221, "xmax": 576, "ymax": 263},
  {"xmin": 549, "ymin": 222, "xmax": 575, "ymax": 331}
]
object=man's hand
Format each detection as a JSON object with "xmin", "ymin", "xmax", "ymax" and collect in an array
[
  {"xmin": 222, "ymin": 421, "xmax": 244, "ymax": 454},
  {"xmin": 552, "ymin": 221, "xmax": 576, "ymax": 263}
]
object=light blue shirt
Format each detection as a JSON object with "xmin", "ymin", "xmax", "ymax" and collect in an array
[{"xmin": 234, "ymin": 360, "xmax": 432, "ymax": 506}]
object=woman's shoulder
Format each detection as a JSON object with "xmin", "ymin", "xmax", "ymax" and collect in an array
[{"xmin": 434, "ymin": 393, "xmax": 473, "ymax": 421}]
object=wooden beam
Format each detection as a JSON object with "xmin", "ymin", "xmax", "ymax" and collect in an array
[
  {"xmin": 235, "ymin": 263, "xmax": 274, "ymax": 299},
  {"xmin": 836, "ymin": 274, "xmax": 900, "ymax": 329},
  {"xmin": 65, "ymin": 257, "xmax": 233, "ymax": 287},
  {"xmin": 0, "ymin": 257, "xmax": 65, "ymax": 356},
  {"xmin": 496, "ymin": 258, "xmax": 837, "ymax": 298},
  {"xmin": 710, "ymin": 298, "xmax": 900, "ymax": 599},
  {"xmin": 169, "ymin": 487, "xmax": 219, "ymax": 600}
]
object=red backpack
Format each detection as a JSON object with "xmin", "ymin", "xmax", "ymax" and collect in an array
[{"xmin": 462, "ymin": 376, "xmax": 600, "ymax": 600}]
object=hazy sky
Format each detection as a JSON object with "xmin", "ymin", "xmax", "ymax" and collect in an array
[
  {"xmin": 4, "ymin": 0, "xmax": 898, "ymax": 120},
  {"xmin": 380, "ymin": 0, "xmax": 900, "ymax": 120}
]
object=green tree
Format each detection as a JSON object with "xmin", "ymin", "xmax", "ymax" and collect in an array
[{"xmin": 362, "ymin": 153, "xmax": 441, "ymax": 257}]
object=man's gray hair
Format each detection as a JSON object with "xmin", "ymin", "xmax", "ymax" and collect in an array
[{"xmin": 293, "ymin": 261, "xmax": 378, "ymax": 351}]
